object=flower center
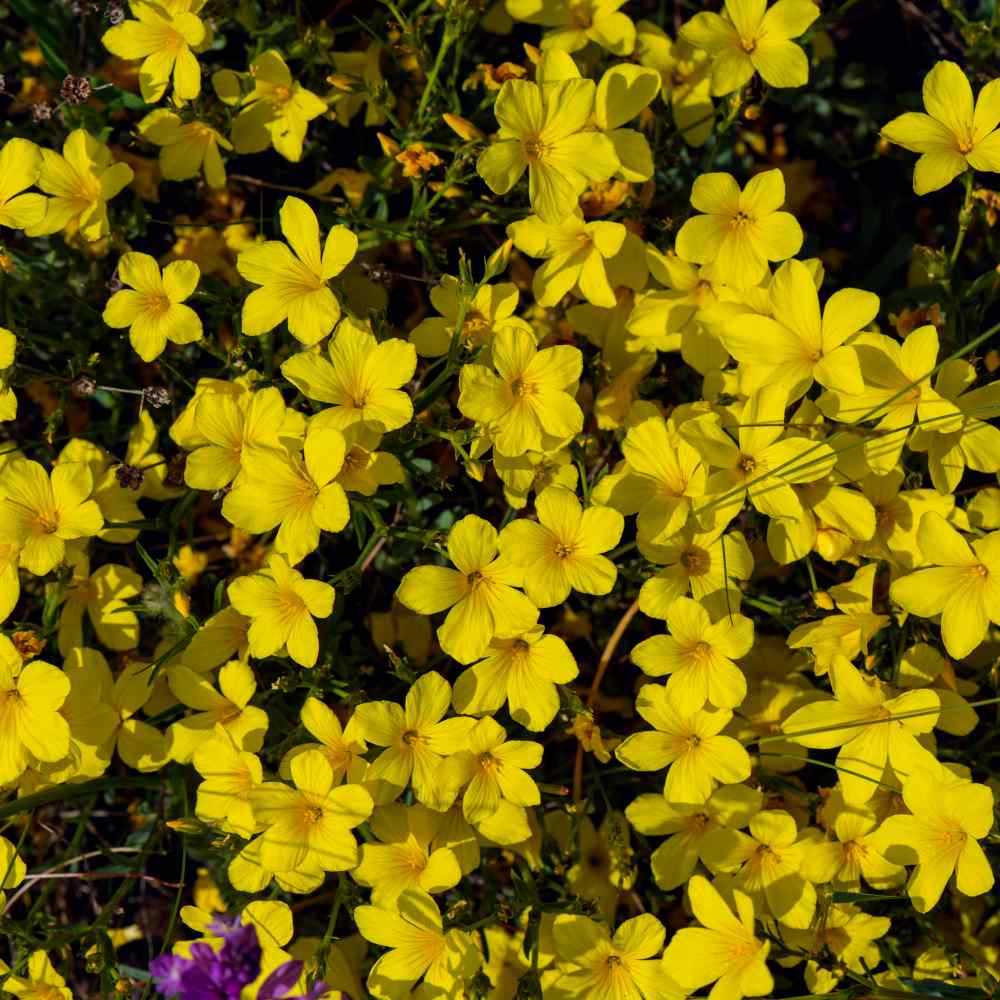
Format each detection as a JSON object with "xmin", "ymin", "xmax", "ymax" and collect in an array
[
  {"xmin": 738, "ymin": 454, "xmax": 756, "ymax": 474},
  {"xmin": 402, "ymin": 729, "xmax": 421, "ymax": 746},
  {"xmin": 143, "ymin": 291, "xmax": 172, "ymax": 317},
  {"xmin": 272, "ymin": 83, "xmax": 292, "ymax": 104},
  {"xmin": 510, "ymin": 377, "xmax": 535, "ymax": 398},
  {"xmin": 730, "ymin": 210, "xmax": 755, "ymax": 229},
  {"xmin": 680, "ymin": 546, "xmax": 710, "ymax": 575},
  {"xmin": 970, "ymin": 563, "xmax": 988, "ymax": 579},
  {"xmin": 302, "ymin": 805, "xmax": 324, "ymax": 826},
  {"xmin": 461, "ymin": 311, "xmax": 490, "ymax": 345},
  {"xmin": 691, "ymin": 640, "xmax": 713, "ymax": 664},
  {"xmin": 523, "ymin": 138, "xmax": 547, "ymax": 160},
  {"xmin": 740, "ymin": 37, "xmax": 757, "ymax": 53},
  {"xmin": 467, "ymin": 569, "xmax": 484, "ymax": 588},
  {"xmin": 554, "ymin": 541, "xmax": 577, "ymax": 559}
]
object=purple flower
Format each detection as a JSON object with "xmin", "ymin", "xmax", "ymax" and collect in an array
[{"xmin": 151, "ymin": 918, "xmax": 332, "ymax": 1000}]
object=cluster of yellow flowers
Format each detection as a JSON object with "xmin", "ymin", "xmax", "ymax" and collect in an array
[{"xmin": 1, "ymin": 0, "xmax": 1000, "ymax": 997}]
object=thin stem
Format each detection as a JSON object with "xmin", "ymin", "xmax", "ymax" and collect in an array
[
  {"xmin": 573, "ymin": 599, "xmax": 641, "ymax": 802},
  {"xmin": 949, "ymin": 169, "xmax": 975, "ymax": 274}
]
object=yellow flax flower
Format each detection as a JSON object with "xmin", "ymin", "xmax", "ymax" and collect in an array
[
  {"xmin": 626, "ymin": 783, "xmax": 762, "ymax": 891},
  {"xmin": 0, "ymin": 650, "xmax": 71, "ymax": 786},
  {"xmin": 631, "ymin": 597, "xmax": 753, "ymax": 714},
  {"xmin": 227, "ymin": 554, "xmax": 335, "ymax": 668},
  {"xmin": 781, "ymin": 655, "xmax": 940, "ymax": 803},
  {"xmin": 222, "ymin": 427, "xmax": 351, "ymax": 567},
  {"xmin": 681, "ymin": 0, "xmax": 819, "ymax": 96},
  {"xmin": 395, "ymin": 514, "xmax": 539, "ymax": 664},
  {"xmin": 874, "ymin": 764, "xmax": 995, "ymax": 912},
  {"xmin": 352, "ymin": 803, "xmax": 463, "ymax": 908},
  {"xmin": 192, "ymin": 733, "xmax": 261, "ymax": 838},
  {"xmin": 57, "ymin": 552, "xmax": 142, "ymax": 656},
  {"xmin": 476, "ymin": 78, "xmax": 619, "ymax": 224},
  {"xmin": 138, "ymin": 110, "xmax": 232, "ymax": 189},
  {"xmin": 889, "ymin": 512, "xmax": 1000, "ymax": 660},
  {"xmin": 550, "ymin": 913, "xmax": 684, "ymax": 1000},
  {"xmin": 352, "ymin": 672, "xmax": 477, "ymax": 806},
  {"xmin": 250, "ymin": 748, "xmax": 372, "ymax": 872},
  {"xmin": 0, "ymin": 459, "xmax": 103, "ymax": 576},
  {"xmin": 882, "ymin": 61, "xmax": 1000, "ymax": 195},
  {"xmin": 451, "ymin": 624, "xmax": 578, "ymax": 732},
  {"xmin": 592, "ymin": 413, "xmax": 706, "ymax": 546},
  {"xmin": 101, "ymin": 0, "xmax": 205, "ymax": 103},
  {"xmin": 281, "ymin": 317, "xmax": 416, "ymax": 434},
  {"xmin": 458, "ymin": 328, "xmax": 583, "ymax": 458},
  {"xmin": 0, "ymin": 952, "xmax": 72, "ymax": 1000},
  {"xmin": 103, "ymin": 252, "xmax": 202, "ymax": 362},
  {"xmin": 237, "ymin": 196, "xmax": 358, "ymax": 345},
  {"xmin": 0, "ymin": 138, "xmax": 46, "ymax": 232},
  {"xmin": 356, "ymin": 890, "xmax": 481, "ymax": 1000},
  {"xmin": 661, "ymin": 875, "xmax": 773, "ymax": 1000},
  {"xmin": 499, "ymin": 485, "xmax": 624, "ymax": 608},
  {"xmin": 720, "ymin": 258, "xmax": 879, "ymax": 399},
  {"xmin": 438, "ymin": 717, "xmax": 543, "ymax": 824},
  {"xmin": 219, "ymin": 50, "xmax": 328, "ymax": 163},
  {"xmin": 701, "ymin": 809, "xmax": 819, "ymax": 928},
  {"xmin": 507, "ymin": 213, "xmax": 627, "ymax": 309},
  {"xmin": 615, "ymin": 682, "xmax": 751, "ymax": 804},
  {"xmin": 26, "ymin": 130, "xmax": 134, "ymax": 243},
  {"xmin": 675, "ymin": 168, "xmax": 803, "ymax": 288},
  {"xmin": 506, "ymin": 0, "xmax": 637, "ymax": 55}
]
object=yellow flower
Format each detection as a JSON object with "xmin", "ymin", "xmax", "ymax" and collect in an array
[
  {"xmin": 550, "ymin": 913, "xmax": 684, "ymax": 1000},
  {"xmin": 592, "ymin": 413, "xmax": 706, "ymax": 545},
  {"xmin": 0, "ymin": 952, "xmax": 72, "ymax": 1000},
  {"xmin": 352, "ymin": 803, "xmax": 463, "ymax": 908},
  {"xmin": 227, "ymin": 554, "xmax": 335, "ymax": 668},
  {"xmin": 355, "ymin": 890, "xmax": 481, "ymax": 1000},
  {"xmin": 626, "ymin": 783, "xmax": 762, "ymax": 891},
  {"xmin": 0, "ymin": 138, "xmax": 46, "ymax": 232},
  {"xmin": 818, "ymin": 325, "xmax": 963, "ymax": 473},
  {"xmin": 281, "ymin": 317, "xmax": 416, "ymax": 434},
  {"xmin": 631, "ymin": 597, "xmax": 753, "ymax": 714},
  {"xmin": 800, "ymin": 804, "xmax": 905, "ymax": 891},
  {"xmin": 222, "ymin": 427, "xmax": 351, "ymax": 566},
  {"xmin": 720, "ymin": 258, "xmax": 878, "ymax": 399},
  {"xmin": 781, "ymin": 655, "xmax": 940, "ymax": 803},
  {"xmin": 477, "ymin": 78, "xmax": 619, "ymax": 224},
  {"xmin": 681, "ymin": 0, "xmax": 819, "ymax": 96},
  {"xmin": 0, "ymin": 458, "xmax": 103, "ymax": 575},
  {"xmin": 237, "ymin": 196, "xmax": 357, "ymax": 345},
  {"xmin": 701, "ymin": 809, "xmax": 817, "ymax": 928},
  {"xmin": 507, "ymin": 0, "xmax": 637, "ymax": 55},
  {"xmin": 408, "ymin": 275, "xmax": 533, "ymax": 358},
  {"xmin": 675, "ymin": 168, "xmax": 803, "ymax": 288},
  {"xmin": 103, "ymin": 252, "xmax": 202, "ymax": 362},
  {"xmin": 661, "ymin": 875, "xmax": 772, "ymax": 999},
  {"xmin": 138, "ymin": 109, "xmax": 232, "ymax": 189},
  {"xmin": 458, "ymin": 327, "xmax": 583, "ymax": 458},
  {"xmin": 439, "ymin": 716, "xmax": 542, "ymax": 824},
  {"xmin": 0, "ymin": 834, "xmax": 26, "ymax": 910},
  {"xmin": 219, "ymin": 50, "xmax": 328, "ymax": 163},
  {"xmin": 166, "ymin": 660, "xmax": 269, "ymax": 762},
  {"xmin": 878, "ymin": 765, "xmax": 995, "ymax": 913},
  {"xmin": 192, "ymin": 731, "xmax": 262, "ymax": 838},
  {"xmin": 395, "ymin": 514, "xmax": 539, "ymax": 664},
  {"xmin": 280, "ymin": 695, "xmax": 368, "ymax": 786},
  {"xmin": 352, "ymin": 671, "xmax": 476, "ymax": 806},
  {"xmin": 890, "ymin": 511, "xmax": 1000, "ymax": 660},
  {"xmin": 882, "ymin": 61, "xmax": 1000, "ymax": 195},
  {"xmin": 250, "ymin": 748, "xmax": 372, "ymax": 872},
  {"xmin": 0, "ymin": 648, "xmax": 71, "ymax": 786},
  {"xmin": 26, "ymin": 130, "xmax": 133, "ymax": 243},
  {"xmin": 499, "ymin": 485, "xmax": 624, "ymax": 607},
  {"xmin": 615, "ymin": 682, "xmax": 751, "ymax": 804},
  {"xmin": 452, "ymin": 624, "xmax": 578, "ymax": 732},
  {"xmin": 57, "ymin": 551, "xmax": 142, "ymax": 657},
  {"xmin": 101, "ymin": 0, "xmax": 205, "ymax": 103},
  {"xmin": 178, "ymin": 383, "xmax": 296, "ymax": 491},
  {"xmin": 639, "ymin": 522, "xmax": 755, "ymax": 621}
]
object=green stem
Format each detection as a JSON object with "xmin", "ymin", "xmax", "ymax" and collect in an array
[{"xmin": 949, "ymin": 169, "xmax": 975, "ymax": 274}]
